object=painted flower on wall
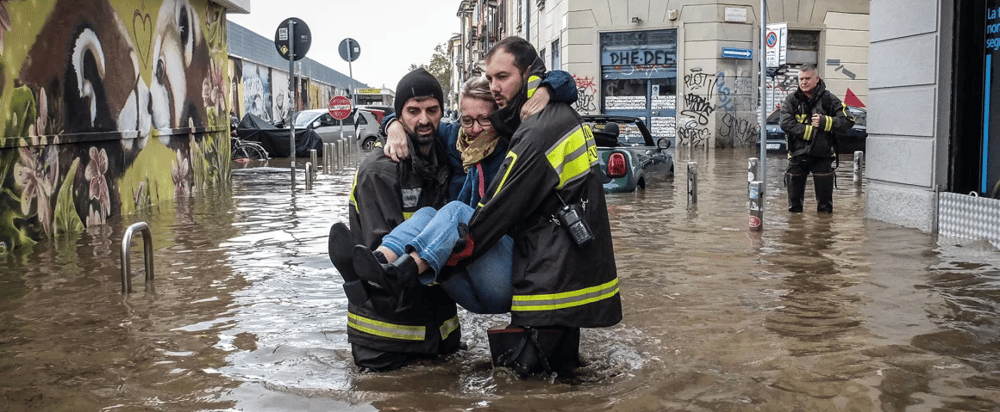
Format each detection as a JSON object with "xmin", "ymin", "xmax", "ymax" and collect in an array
[
  {"xmin": 13, "ymin": 146, "xmax": 57, "ymax": 236},
  {"xmin": 84, "ymin": 146, "xmax": 111, "ymax": 224},
  {"xmin": 202, "ymin": 59, "xmax": 225, "ymax": 113},
  {"xmin": 172, "ymin": 150, "xmax": 190, "ymax": 197},
  {"xmin": 0, "ymin": 0, "xmax": 24, "ymax": 56}
]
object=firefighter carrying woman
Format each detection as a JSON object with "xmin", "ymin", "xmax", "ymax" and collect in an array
[{"xmin": 328, "ymin": 36, "xmax": 622, "ymax": 377}]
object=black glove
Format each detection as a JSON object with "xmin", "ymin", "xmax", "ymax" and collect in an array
[{"xmin": 452, "ymin": 222, "xmax": 469, "ymax": 254}]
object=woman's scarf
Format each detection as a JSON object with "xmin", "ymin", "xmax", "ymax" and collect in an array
[{"xmin": 457, "ymin": 126, "xmax": 500, "ymax": 171}]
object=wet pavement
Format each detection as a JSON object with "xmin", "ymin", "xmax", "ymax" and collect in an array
[{"xmin": 1, "ymin": 148, "xmax": 999, "ymax": 411}]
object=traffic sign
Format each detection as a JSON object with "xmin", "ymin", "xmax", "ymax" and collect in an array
[
  {"xmin": 721, "ymin": 47, "xmax": 753, "ymax": 60},
  {"xmin": 274, "ymin": 18, "xmax": 311, "ymax": 61},
  {"xmin": 339, "ymin": 38, "xmax": 361, "ymax": 62},
  {"xmin": 329, "ymin": 95, "xmax": 352, "ymax": 120}
]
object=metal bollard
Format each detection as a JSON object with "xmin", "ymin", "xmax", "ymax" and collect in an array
[
  {"xmin": 323, "ymin": 143, "xmax": 333, "ymax": 175},
  {"xmin": 121, "ymin": 222, "xmax": 153, "ymax": 293},
  {"xmin": 334, "ymin": 141, "xmax": 341, "ymax": 171},
  {"xmin": 305, "ymin": 162, "xmax": 313, "ymax": 187},
  {"xmin": 853, "ymin": 150, "xmax": 864, "ymax": 186},
  {"xmin": 687, "ymin": 162, "xmax": 698, "ymax": 206},
  {"xmin": 748, "ymin": 157, "xmax": 759, "ymax": 196},
  {"xmin": 309, "ymin": 149, "xmax": 317, "ymax": 179},
  {"xmin": 749, "ymin": 181, "xmax": 763, "ymax": 232}
]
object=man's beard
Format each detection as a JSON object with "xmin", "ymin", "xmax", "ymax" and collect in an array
[{"xmin": 403, "ymin": 122, "xmax": 438, "ymax": 150}]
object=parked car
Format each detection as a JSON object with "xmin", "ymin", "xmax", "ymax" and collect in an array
[
  {"xmin": 764, "ymin": 111, "xmax": 787, "ymax": 153},
  {"xmin": 583, "ymin": 115, "xmax": 674, "ymax": 193},
  {"xmin": 764, "ymin": 106, "xmax": 867, "ymax": 155},
  {"xmin": 289, "ymin": 108, "xmax": 383, "ymax": 150}
]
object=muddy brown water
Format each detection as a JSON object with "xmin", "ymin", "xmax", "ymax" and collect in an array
[{"xmin": 2, "ymin": 149, "xmax": 999, "ymax": 411}]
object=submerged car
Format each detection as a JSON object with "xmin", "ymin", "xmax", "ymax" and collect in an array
[
  {"xmin": 765, "ymin": 106, "xmax": 867, "ymax": 154},
  {"xmin": 584, "ymin": 115, "xmax": 674, "ymax": 192}
]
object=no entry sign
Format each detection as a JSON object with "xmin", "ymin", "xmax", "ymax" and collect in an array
[{"xmin": 329, "ymin": 95, "xmax": 352, "ymax": 121}]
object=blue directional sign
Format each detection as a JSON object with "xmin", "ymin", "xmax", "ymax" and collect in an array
[{"xmin": 721, "ymin": 47, "xmax": 753, "ymax": 60}]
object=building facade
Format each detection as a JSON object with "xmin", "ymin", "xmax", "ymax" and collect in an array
[
  {"xmin": 455, "ymin": 0, "xmax": 869, "ymax": 149},
  {"xmin": 868, "ymin": 0, "xmax": 1000, "ymax": 244},
  {"xmin": 227, "ymin": 21, "xmax": 368, "ymax": 125}
]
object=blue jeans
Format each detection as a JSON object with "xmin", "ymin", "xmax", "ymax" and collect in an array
[{"xmin": 381, "ymin": 201, "xmax": 513, "ymax": 314}]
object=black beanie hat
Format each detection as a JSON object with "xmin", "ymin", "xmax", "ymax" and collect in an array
[{"xmin": 394, "ymin": 68, "xmax": 444, "ymax": 116}]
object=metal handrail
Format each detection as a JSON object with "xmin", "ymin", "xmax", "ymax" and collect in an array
[{"xmin": 121, "ymin": 222, "xmax": 153, "ymax": 293}]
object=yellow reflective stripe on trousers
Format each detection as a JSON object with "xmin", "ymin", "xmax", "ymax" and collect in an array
[
  {"xmin": 526, "ymin": 75, "xmax": 542, "ymax": 99},
  {"xmin": 546, "ymin": 125, "xmax": 598, "ymax": 189},
  {"xmin": 439, "ymin": 315, "xmax": 459, "ymax": 340},
  {"xmin": 348, "ymin": 312, "xmax": 425, "ymax": 341},
  {"xmin": 511, "ymin": 278, "xmax": 619, "ymax": 312}
]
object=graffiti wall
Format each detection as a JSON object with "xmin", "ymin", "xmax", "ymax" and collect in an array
[
  {"xmin": 241, "ymin": 61, "xmax": 271, "ymax": 123},
  {"xmin": 0, "ymin": 0, "xmax": 231, "ymax": 254},
  {"xmin": 678, "ymin": 66, "xmax": 759, "ymax": 148}
]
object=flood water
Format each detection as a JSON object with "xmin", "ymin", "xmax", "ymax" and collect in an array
[{"xmin": 2, "ymin": 148, "xmax": 999, "ymax": 411}]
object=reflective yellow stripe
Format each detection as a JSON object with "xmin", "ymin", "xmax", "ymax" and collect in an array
[
  {"xmin": 526, "ymin": 75, "xmax": 541, "ymax": 99},
  {"xmin": 545, "ymin": 125, "xmax": 598, "ymax": 189},
  {"xmin": 349, "ymin": 170, "xmax": 360, "ymax": 212},
  {"xmin": 841, "ymin": 102, "xmax": 853, "ymax": 121},
  {"xmin": 512, "ymin": 278, "xmax": 620, "ymax": 312},
  {"xmin": 348, "ymin": 312, "xmax": 425, "ymax": 341},
  {"xmin": 803, "ymin": 125, "xmax": 813, "ymax": 141},
  {"xmin": 489, "ymin": 151, "xmax": 518, "ymax": 201},
  {"xmin": 796, "ymin": 114, "xmax": 808, "ymax": 123},
  {"xmin": 823, "ymin": 115, "xmax": 832, "ymax": 132},
  {"xmin": 439, "ymin": 315, "xmax": 459, "ymax": 340}
]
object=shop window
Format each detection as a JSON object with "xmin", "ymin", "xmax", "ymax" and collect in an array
[
  {"xmin": 551, "ymin": 39, "xmax": 560, "ymax": 70},
  {"xmin": 603, "ymin": 79, "xmax": 647, "ymax": 111},
  {"xmin": 786, "ymin": 30, "xmax": 819, "ymax": 66}
]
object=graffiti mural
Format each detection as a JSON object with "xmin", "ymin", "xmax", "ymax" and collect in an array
[
  {"xmin": 677, "ymin": 117, "xmax": 710, "ymax": 148},
  {"xmin": 242, "ymin": 61, "xmax": 272, "ymax": 123},
  {"xmin": 573, "ymin": 75, "xmax": 598, "ymax": 114},
  {"xmin": 719, "ymin": 112, "xmax": 759, "ymax": 147},
  {"xmin": 229, "ymin": 57, "xmax": 243, "ymax": 119},
  {"xmin": 271, "ymin": 70, "xmax": 291, "ymax": 124},
  {"xmin": 0, "ymin": 0, "xmax": 230, "ymax": 254}
]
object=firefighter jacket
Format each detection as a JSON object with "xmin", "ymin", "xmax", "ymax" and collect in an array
[
  {"xmin": 779, "ymin": 79, "xmax": 855, "ymax": 158},
  {"xmin": 378, "ymin": 70, "xmax": 579, "ymax": 201},
  {"xmin": 346, "ymin": 134, "xmax": 461, "ymax": 355},
  {"xmin": 448, "ymin": 58, "xmax": 623, "ymax": 329}
]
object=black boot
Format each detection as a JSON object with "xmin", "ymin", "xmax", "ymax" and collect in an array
[
  {"xmin": 352, "ymin": 245, "xmax": 419, "ymax": 297},
  {"xmin": 786, "ymin": 173, "xmax": 807, "ymax": 213},
  {"xmin": 328, "ymin": 223, "xmax": 359, "ymax": 281},
  {"xmin": 814, "ymin": 172, "xmax": 834, "ymax": 214}
]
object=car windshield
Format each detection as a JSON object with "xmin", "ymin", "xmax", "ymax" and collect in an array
[
  {"xmin": 767, "ymin": 111, "xmax": 781, "ymax": 124},
  {"xmin": 618, "ymin": 123, "xmax": 648, "ymax": 145},
  {"xmin": 293, "ymin": 112, "xmax": 322, "ymax": 128}
]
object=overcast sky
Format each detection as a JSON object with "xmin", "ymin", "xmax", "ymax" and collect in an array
[{"xmin": 228, "ymin": 0, "xmax": 461, "ymax": 90}]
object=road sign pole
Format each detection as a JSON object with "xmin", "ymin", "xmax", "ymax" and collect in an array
[
  {"xmin": 758, "ymin": 0, "xmax": 767, "ymax": 223},
  {"xmin": 288, "ymin": 19, "xmax": 296, "ymax": 185}
]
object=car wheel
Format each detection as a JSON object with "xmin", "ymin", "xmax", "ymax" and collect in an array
[{"xmin": 361, "ymin": 137, "xmax": 378, "ymax": 152}]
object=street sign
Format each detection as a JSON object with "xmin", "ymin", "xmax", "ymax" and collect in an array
[
  {"xmin": 339, "ymin": 38, "xmax": 361, "ymax": 62},
  {"xmin": 329, "ymin": 95, "xmax": 352, "ymax": 121},
  {"xmin": 766, "ymin": 23, "xmax": 788, "ymax": 67},
  {"xmin": 721, "ymin": 47, "xmax": 753, "ymax": 60},
  {"xmin": 274, "ymin": 18, "xmax": 311, "ymax": 61}
]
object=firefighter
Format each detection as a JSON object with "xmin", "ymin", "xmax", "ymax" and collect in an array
[
  {"xmin": 330, "ymin": 68, "xmax": 460, "ymax": 371},
  {"xmin": 448, "ymin": 37, "xmax": 623, "ymax": 376},
  {"xmin": 779, "ymin": 64, "xmax": 856, "ymax": 213}
]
